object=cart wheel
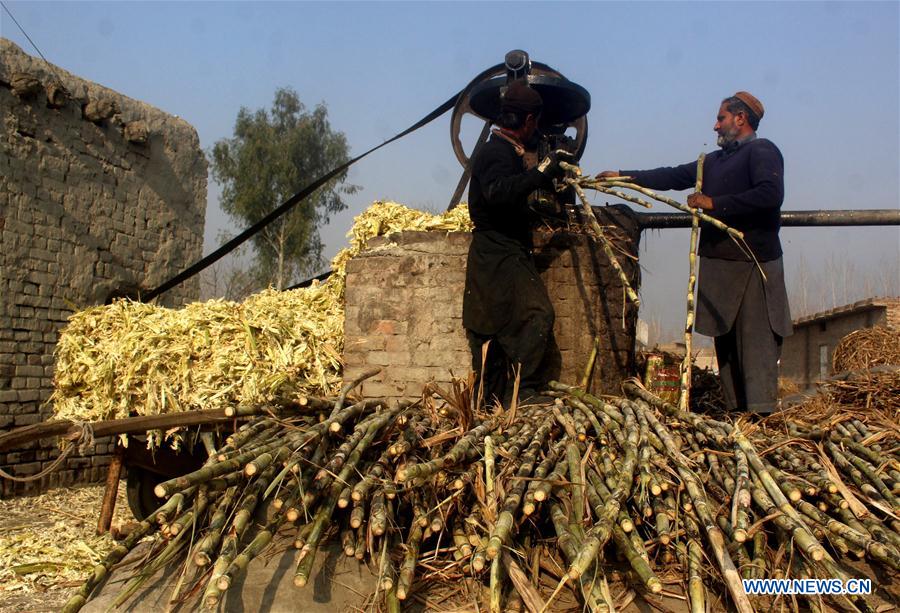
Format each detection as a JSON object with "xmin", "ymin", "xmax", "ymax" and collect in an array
[{"xmin": 126, "ymin": 467, "xmax": 165, "ymax": 521}]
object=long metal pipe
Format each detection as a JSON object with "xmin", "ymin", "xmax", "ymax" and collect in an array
[{"xmin": 636, "ymin": 209, "xmax": 900, "ymax": 230}]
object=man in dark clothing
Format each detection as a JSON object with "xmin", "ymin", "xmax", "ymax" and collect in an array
[
  {"xmin": 463, "ymin": 80, "xmax": 570, "ymax": 406},
  {"xmin": 599, "ymin": 91, "xmax": 792, "ymax": 413}
]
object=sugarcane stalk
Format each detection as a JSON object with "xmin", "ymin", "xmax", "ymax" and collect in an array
[
  {"xmin": 588, "ymin": 182, "xmax": 654, "ymax": 208},
  {"xmin": 207, "ymin": 528, "xmax": 240, "ymax": 602},
  {"xmin": 113, "ymin": 508, "xmax": 200, "ymax": 609},
  {"xmin": 60, "ymin": 492, "xmax": 184, "ymax": 613},
  {"xmin": 641, "ymin": 405, "xmax": 754, "ymax": 613},
  {"xmin": 580, "ymin": 336, "xmax": 600, "ymax": 390},
  {"xmin": 370, "ymin": 489, "xmax": 389, "ymax": 536},
  {"xmin": 487, "ymin": 421, "xmax": 552, "ymax": 559},
  {"xmin": 732, "ymin": 443, "xmax": 751, "ymax": 542},
  {"xmin": 485, "ymin": 434, "xmax": 496, "ymax": 506},
  {"xmin": 471, "ymin": 537, "xmax": 487, "ymax": 574},
  {"xmin": 679, "ymin": 152, "xmax": 704, "ymax": 411},
  {"xmin": 522, "ymin": 439, "xmax": 565, "ymax": 515},
  {"xmin": 747, "ymin": 472, "xmax": 826, "ymax": 563},
  {"xmin": 564, "ymin": 170, "xmax": 640, "ymax": 307},
  {"xmin": 341, "ymin": 527, "xmax": 356, "ymax": 556},
  {"xmin": 489, "ymin": 552, "xmax": 503, "ymax": 613},
  {"xmin": 154, "ymin": 487, "xmax": 192, "ymax": 525},
  {"xmin": 317, "ymin": 410, "xmax": 385, "ymax": 482},
  {"xmin": 717, "ymin": 515, "xmax": 752, "ymax": 577},
  {"xmin": 686, "ymin": 536, "xmax": 705, "ymax": 613},
  {"xmin": 330, "ymin": 367, "xmax": 381, "ymax": 418},
  {"xmin": 566, "ymin": 441, "xmax": 584, "ymax": 526},
  {"xmin": 586, "ymin": 467, "xmax": 634, "ymax": 533},
  {"xmin": 831, "ymin": 441, "xmax": 900, "ymax": 512},
  {"xmin": 733, "ymin": 431, "xmax": 826, "ymax": 561},
  {"xmin": 354, "ymin": 524, "xmax": 366, "ymax": 560},
  {"xmin": 749, "ymin": 528, "xmax": 767, "ymax": 579},
  {"xmin": 295, "ymin": 408, "xmax": 399, "ymax": 586},
  {"xmin": 378, "ymin": 536, "xmax": 396, "ymax": 591},
  {"xmin": 548, "ymin": 499, "xmax": 611, "ymax": 612},
  {"xmin": 218, "ymin": 419, "xmax": 278, "ymax": 459},
  {"xmin": 652, "ymin": 495, "xmax": 672, "ymax": 544},
  {"xmin": 612, "ymin": 523, "xmax": 663, "ymax": 593},
  {"xmin": 452, "ymin": 519, "xmax": 473, "ymax": 561},
  {"xmin": 245, "ymin": 445, "xmax": 289, "ymax": 477},
  {"xmin": 388, "ymin": 414, "xmax": 432, "ymax": 457},
  {"xmin": 397, "ymin": 417, "xmax": 498, "ymax": 482},
  {"xmin": 596, "ymin": 179, "xmax": 746, "ymax": 242},
  {"xmin": 765, "ymin": 462, "xmax": 803, "ymax": 502},
  {"xmin": 194, "ymin": 487, "xmax": 238, "ymax": 566},
  {"xmin": 396, "ymin": 522, "xmax": 424, "ymax": 600},
  {"xmin": 567, "ymin": 404, "xmax": 638, "ymax": 580},
  {"xmin": 155, "ymin": 432, "xmax": 299, "ymax": 498},
  {"xmin": 216, "ymin": 520, "xmax": 275, "ymax": 591},
  {"xmin": 293, "ymin": 485, "xmax": 341, "ymax": 587}
]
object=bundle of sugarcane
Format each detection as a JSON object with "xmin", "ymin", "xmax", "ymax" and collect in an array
[{"xmin": 62, "ymin": 378, "xmax": 899, "ymax": 613}]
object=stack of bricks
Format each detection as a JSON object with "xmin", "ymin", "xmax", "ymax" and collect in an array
[
  {"xmin": 342, "ymin": 206, "xmax": 641, "ymax": 401},
  {"xmin": 0, "ymin": 40, "xmax": 207, "ymax": 496}
]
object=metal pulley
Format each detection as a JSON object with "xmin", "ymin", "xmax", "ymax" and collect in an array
[{"xmin": 449, "ymin": 50, "xmax": 591, "ymax": 169}]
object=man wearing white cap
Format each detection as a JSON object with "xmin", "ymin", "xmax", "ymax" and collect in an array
[{"xmin": 599, "ymin": 92, "xmax": 792, "ymax": 414}]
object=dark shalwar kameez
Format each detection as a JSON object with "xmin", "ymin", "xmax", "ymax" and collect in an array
[
  {"xmin": 463, "ymin": 134, "xmax": 555, "ymax": 404},
  {"xmin": 624, "ymin": 135, "xmax": 792, "ymax": 413}
]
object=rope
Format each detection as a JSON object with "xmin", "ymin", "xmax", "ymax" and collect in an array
[{"xmin": 0, "ymin": 422, "xmax": 97, "ymax": 483}]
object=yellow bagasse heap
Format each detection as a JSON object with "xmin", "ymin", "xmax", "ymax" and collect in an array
[
  {"xmin": 52, "ymin": 201, "xmax": 472, "ymax": 422},
  {"xmin": 0, "ymin": 484, "xmax": 132, "ymax": 596}
]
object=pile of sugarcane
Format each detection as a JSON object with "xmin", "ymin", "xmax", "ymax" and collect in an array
[{"xmin": 61, "ymin": 376, "xmax": 899, "ymax": 613}]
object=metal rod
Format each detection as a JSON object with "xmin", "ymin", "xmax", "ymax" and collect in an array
[
  {"xmin": 288, "ymin": 207, "xmax": 897, "ymax": 288},
  {"xmin": 636, "ymin": 209, "xmax": 900, "ymax": 230}
]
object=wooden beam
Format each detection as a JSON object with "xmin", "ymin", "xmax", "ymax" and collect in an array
[
  {"xmin": 97, "ymin": 444, "xmax": 125, "ymax": 535},
  {"xmin": 0, "ymin": 408, "xmax": 244, "ymax": 452}
]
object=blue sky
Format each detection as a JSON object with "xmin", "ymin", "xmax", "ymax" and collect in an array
[{"xmin": 3, "ymin": 1, "xmax": 898, "ymax": 337}]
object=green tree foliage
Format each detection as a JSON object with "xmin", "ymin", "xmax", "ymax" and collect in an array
[{"xmin": 210, "ymin": 88, "xmax": 358, "ymax": 289}]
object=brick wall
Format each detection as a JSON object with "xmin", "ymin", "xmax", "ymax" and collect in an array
[
  {"xmin": 343, "ymin": 206, "xmax": 641, "ymax": 401},
  {"xmin": 0, "ymin": 40, "xmax": 207, "ymax": 496}
]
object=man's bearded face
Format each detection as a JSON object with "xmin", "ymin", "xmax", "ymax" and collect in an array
[{"xmin": 715, "ymin": 104, "xmax": 742, "ymax": 148}]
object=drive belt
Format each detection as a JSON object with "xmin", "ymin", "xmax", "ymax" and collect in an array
[{"xmin": 142, "ymin": 91, "xmax": 461, "ymax": 302}]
